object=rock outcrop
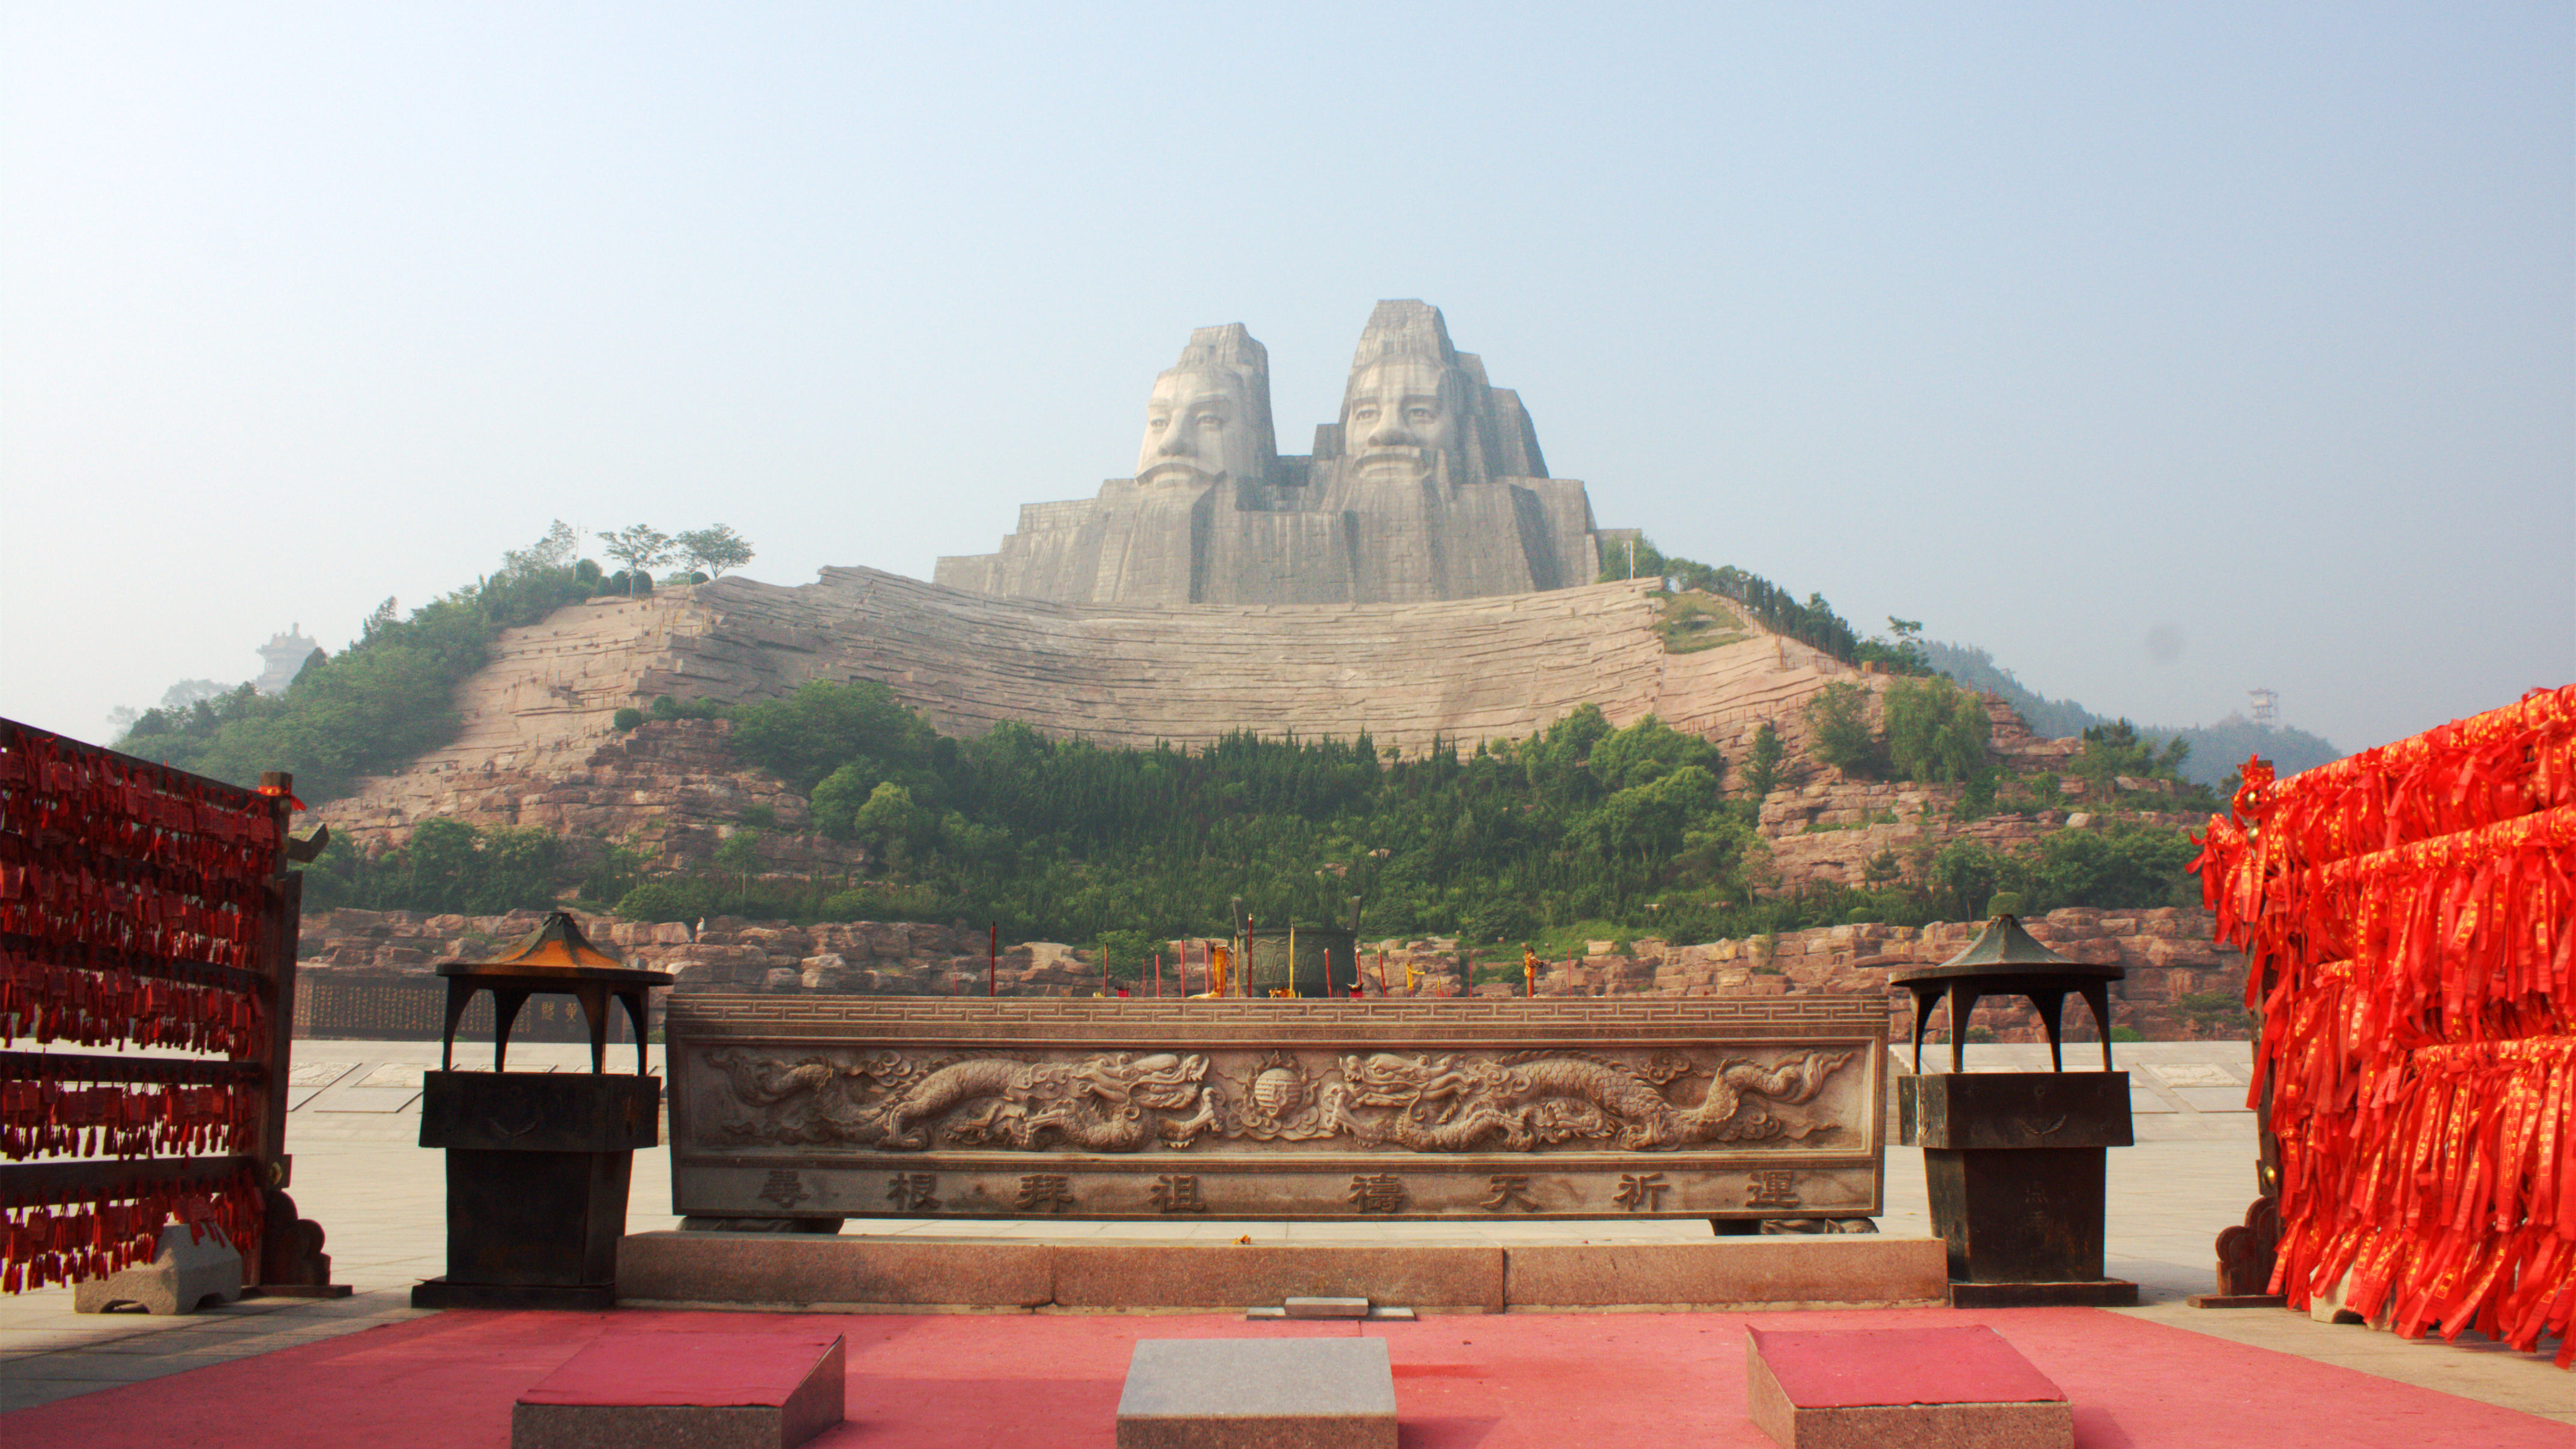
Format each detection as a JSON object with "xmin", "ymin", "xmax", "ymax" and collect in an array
[{"xmin": 324, "ymin": 716, "xmax": 866, "ymax": 878}]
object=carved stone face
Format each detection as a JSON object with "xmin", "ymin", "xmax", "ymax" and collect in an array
[
  {"xmin": 1137, "ymin": 365, "xmax": 1262, "ymax": 489},
  {"xmin": 1341, "ymin": 357, "xmax": 1460, "ymax": 483}
]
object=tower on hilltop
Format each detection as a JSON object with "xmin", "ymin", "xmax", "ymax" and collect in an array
[{"xmin": 253, "ymin": 625, "xmax": 320, "ymax": 695}]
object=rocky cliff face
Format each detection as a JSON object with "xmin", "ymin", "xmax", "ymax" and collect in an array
[
  {"xmin": 321, "ymin": 716, "xmax": 866, "ymax": 879},
  {"xmin": 298, "ymin": 904, "xmax": 2245, "ymax": 1042},
  {"xmin": 1751, "ymin": 779, "xmax": 2200, "ymax": 891}
]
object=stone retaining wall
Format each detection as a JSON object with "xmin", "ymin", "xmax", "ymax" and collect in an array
[{"xmin": 297, "ymin": 904, "xmax": 2245, "ymax": 1042}]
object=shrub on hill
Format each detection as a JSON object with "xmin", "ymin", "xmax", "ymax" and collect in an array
[
  {"xmin": 299, "ymin": 817, "xmax": 568, "ymax": 915},
  {"xmin": 614, "ymin": 881, "xmax": 713, "ymax": 924}
]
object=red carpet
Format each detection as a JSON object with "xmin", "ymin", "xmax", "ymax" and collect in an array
[{"xmin": 4, "ymin": 1305, "xmax": 2560, "ymax": 1448}]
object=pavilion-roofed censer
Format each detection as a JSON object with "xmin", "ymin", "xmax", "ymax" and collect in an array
[
  {"xmin": 411, "ymin": 912, "xmax": 673, "ymax": 1311},
  {"xmin": 1893, "ymin": 915, "xmax": 2138, "ymax": 1307}
]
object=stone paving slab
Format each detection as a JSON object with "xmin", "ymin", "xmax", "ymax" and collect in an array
[{"xmin": 1116, "ymin": 1337, "xmax": 1396, "ymax": 1449}]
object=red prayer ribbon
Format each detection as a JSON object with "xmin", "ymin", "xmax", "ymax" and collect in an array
[{"xmin": 2194, "ymin": 685, "xmax": 2576, "ymax": 1367}]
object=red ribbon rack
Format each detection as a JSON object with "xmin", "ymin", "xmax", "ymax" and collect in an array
[
  {"xmin": 2192, "ymin": 684, "xmax": 2576, "ymax": 1366},
  {"xmin": 0, "ymin": 718, "xmax": 303, "ymax": 1294}
]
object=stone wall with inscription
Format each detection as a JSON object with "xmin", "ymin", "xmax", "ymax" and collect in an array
[{"xmin": 664, "ymin": 998, "xmax": 1885, "ymax": 1224}]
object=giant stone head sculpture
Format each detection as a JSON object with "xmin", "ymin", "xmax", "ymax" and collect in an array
[
  {"xmin": 1339, "ymin": 302, "xmax": 1468, "ymax": 487},
  {"xmin": 1334, "ymin": 301, "xmax": 1546, "ymax": 490},
  {"xmin": 1136, "ymin": 324, "xmax": 1277, "ymax": 491}
]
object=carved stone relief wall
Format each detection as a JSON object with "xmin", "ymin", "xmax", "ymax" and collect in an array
[{"xmin": 666, "ymin": 998, "xmax": 1884, "ymax": 1222}]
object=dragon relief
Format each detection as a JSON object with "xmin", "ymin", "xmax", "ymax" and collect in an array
[
  {"xmin": 704, "ymin": 1048, "xmax": 1222, "ymax": 1152},
  {"xmin": 1320, "ymin": 1048, "xmax": 1856, "ymax": 1151},
  {"xmin": 697, "ymin": 1045, "xmax": 1858, "ymax": 1155}
]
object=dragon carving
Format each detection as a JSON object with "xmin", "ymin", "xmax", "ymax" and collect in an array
[
  {"xmin": 706, "ymin": 1048, "xmax": 1221, "ymax": 1151},
  {"xmin": 1323, "ymin": 1048, "xmax": 1855, "ymax": 1151}
]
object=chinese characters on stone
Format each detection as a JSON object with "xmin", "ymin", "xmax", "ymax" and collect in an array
[
  {"xmin": 1745, "ymin": 1170, "xmax": 1801, "ymax": 1210},
  {"xmin": 1346, "ymin": 1175, "xmax": 1408, "ymax": 1214},
  {"xmin": 886, "ymin": 1173, "xmax": 940, "ymax": 1212},
  {"xmin": 757, "ymin": 1169, "xmax": 809, "ymax": 1210},
  {"xmin": 1613, "ymin": 1172, "xmax": 1667, "ymax": 1212},
  {"xmin": 1017, "ymin": 1174, "xmax": 1076, "ymax": 1213},
  {"xmin": 1150, "ymin": 1175, "xmax": 1207, "ymax": 1214}
]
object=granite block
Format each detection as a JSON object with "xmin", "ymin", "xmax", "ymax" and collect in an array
[
  {"xmin": 73, "ymin": 1225, "xmax": 243, "ymax": 1316},
  {"xmin": 1746, "ymin": 1325, "xmax": 2070, "ymax": 1449},
  {"xmin": 513, "ymin": 1331, "xmax": 843, "ymax": 1449},
  {"xmin": 1116, "ymin": 1338, "xmax": 1396, "ymax": 1449}
]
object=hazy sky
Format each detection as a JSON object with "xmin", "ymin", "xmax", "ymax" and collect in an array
[{"xmin": 5, "ymin": 4, "xmax": 2569, "ymax": 758}]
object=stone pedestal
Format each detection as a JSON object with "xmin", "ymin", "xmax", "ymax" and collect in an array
[
  {"xmin": 413, "ymin": 1070, "xmax": 659, "ymax": 1311},
  {"xmin": 1899, "ymin": 1072, "xmax": 2136, "ymax": 1308}
]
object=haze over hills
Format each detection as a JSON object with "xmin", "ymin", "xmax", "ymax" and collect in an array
[{"xmin": 1919, "ymin": 640, "xmax": 2341, "ymax": 788}]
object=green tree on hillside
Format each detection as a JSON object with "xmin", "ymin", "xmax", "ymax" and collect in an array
[
  {"xmin": 1882, "ymin": 676, "xmax": 1993, "ymax": 783},
  {"xmin": 1803, "ymin": 682, "xmax": 1888, "ymax": 778},
  {"xmin": 730, "ymin": 679, "xmax": 940, "ymax": 796},
  {"xmin": 1742, "ymin": 721, "xmax": 1787, "ymax": 797},
  {"xmin": 1586, "ymin": 714, "xmax": 1725, "ymax": 793},
  {"xmin": 2070, "ymin": 719, "xmax": 2192, "ymax": 797},
  {"xmin": 597, "ymin": 525, "xmax": 675, "ymax": 595},
  {"xmin": 1602, "ymin": 538, "xmax": 1932, "ymax": 675},
  {"xmin": 712, "ymin": 829, "xmax": 763, "ymax": 908},
  {"xmin": 674, "ymin": 525, "xmax": 755, "ymax": 579}
]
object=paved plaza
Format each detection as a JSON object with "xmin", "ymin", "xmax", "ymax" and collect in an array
[{"xmin": 2, "ymin": 1038, "xmax": 2568, "ymax": 1436}]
